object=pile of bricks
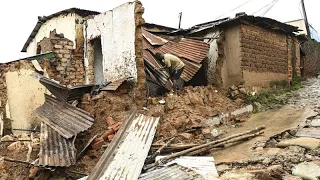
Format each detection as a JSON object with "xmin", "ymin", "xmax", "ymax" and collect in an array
[{"xmin": 90, "ymin": 116, "xmax": 123, "ymax": 150}]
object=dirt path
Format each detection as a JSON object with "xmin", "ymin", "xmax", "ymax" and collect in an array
[{"xmin": 212, "ymin": 78, "xmax": 320, "ymax": 163}]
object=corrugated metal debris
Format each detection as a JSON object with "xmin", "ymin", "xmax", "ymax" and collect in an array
[
  {"xmin": 87, "ymin": 113, "xmax": 160, "ymax": 180},
  {"xmin": 40, "ymin": 77, "xmax": 93, "ymax": 102},
  {"xmin": 139, "ymin": 164, "xmax": 204, "ymax": 180},
  {"xmin": 155, "ymin": 156, "xmax": 219, "ymax": 180},
  {"xmin": 39, "ymin": 122, "xmax": 76, "ymax": 167},
  {"xmin": 36, "ymin": 94, "xmax": 94, "ymax": 139},
  {"xmin": 101, "ymin": 78, "xmax": 129, "ymax": 91},
  {"xmin": 296, "ymin": 128, "xmax": 320, "ymax": 139},
  {"xmin": 142, "ymin": 29, "xmax": 168, "ymax": 46},
  {"xmin": 310, "ymin": 119, "xmax": 320, "ymax": 127}
]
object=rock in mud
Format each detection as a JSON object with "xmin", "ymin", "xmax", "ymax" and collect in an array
[
  {"xmin": 292, "ymin": 162, "xmax": 320, "ymax": 180},
  {"xmin": 276, "ymin": 137, "xmax": 320, "ymax": 150}
]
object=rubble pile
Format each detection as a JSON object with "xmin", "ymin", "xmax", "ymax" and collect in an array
[{"xmin": 151, "ymin": 85, "xmax": 245, "ymax": 142}]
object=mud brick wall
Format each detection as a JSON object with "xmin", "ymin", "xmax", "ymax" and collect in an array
[
  {"xmin": 134, "ymin": 1, "xmax": 146, "ymax": 98},
  {"xmin": 240, "ymin": 23, "xmax": 288, "ymax": 74},
  {"xmin": 39, "ymin": 30, "xmax": 85, "ymax": 86},
  {"xmin": 301, "ymin": 40, "xmax": 320, "ymax": 77}
]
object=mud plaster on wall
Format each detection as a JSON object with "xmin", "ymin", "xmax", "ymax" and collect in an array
[
  {"xmin": 5, "ymin": 69, "xmax": 46, "ymax": 133},
  {"xmin": 243, "ymin": 70, "xmax": 288, "ymax": 87}
]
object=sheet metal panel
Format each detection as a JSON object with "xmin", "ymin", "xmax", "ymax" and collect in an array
[
  {"xmin": 101, "ymin": 78, "xmax": 128, "ymax": 91},
  {"xmin": 36, "ymin": 94, "xmax": 94, "ymax": 139},
  {"xmin": 296, "ymin": 128, "xmax": 320, "ymax": 139},
  {"xmin": 310, "ymin": 119, "xmax": 320, "ymax": 127},
  {"xmin": 87, "ymin": 113, "xmax": 160, "ymax": 180},
  {"xmin": 40, "ymin": 77, "xmax": 93, "ymax": 102},
  {"xmin": 156, "ymin": 156, "xmax": 219, "ymax": 180},
  {"xmin": 139, "ymin": 164, "xmax": 203, "ymax": 180},
  {"xmin": 149, "ymin": 39, "xmax": 209, "ymax": 63},
  {"xmin": 142, "ymin": 29, "xmax": 168, "ymax": 46},
  {"xmin": 39, "ymin": 122, "xmax": 76, "ymax": 167}
]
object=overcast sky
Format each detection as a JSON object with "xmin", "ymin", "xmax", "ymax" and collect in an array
[{"xmin": 0, "ymin": 0, "xmax": 318, "ymax": 62}]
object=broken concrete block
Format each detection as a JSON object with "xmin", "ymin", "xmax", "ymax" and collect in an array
[
  {"xmin": 231, "ymin": 105, "xmax": 253, "ymax": 116},
  {"xmin": 1, "ymin": 135, "xmax": 14, "ymax": 141},
  {"xmin": 276, "ymin": 137, "xmax": 320, "ymax": 150},
  {"xmin": 7, "ymin": 142, "xmax": 23, "ymax": 151},
  {"xmin": 292, "ymin": 162, "xmax": 320, "ymax": 180},
  {"xmin": 202, "ymin": 128, "xmax": 212, "ymax": 139},
  {"xmin": 178, "ymin": 133, "xmax": 193, "ymax": 140}
]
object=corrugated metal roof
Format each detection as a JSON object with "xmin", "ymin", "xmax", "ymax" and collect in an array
[
  {"xmin": 39, "ymin": 122, "xmax": 76, "ymax": 167},
  {"xmin": 22, "ymin": 8, "xmax": 100, "ymax": 52},
  {"xmin": 36, "ymin": 94, "xmax": 94, "ymax": 139},
  {"xmin": 101, "ymin": 77, "xmax": 128, "ymax": 91},
  {"xmin": 143, "ymin": 37, "xmax": 153, "ymax": 50},
  {"xmin": 142, "ymin": 29, "xmax": 168, "ymax": 46},
  {"xmin": 87, "ymin": 113, "xmax": 160, "ymax": 180},
  {"xmin": 156, "ymin": 156, "xmax": 219, "ymax": 180},
  {"xmin": 181, "ymin": 58, "xmax": 202, "ymax": 82},
  {"xmin": 40, "ymin": 77, "xmax": 93, "ymax": 102},
  {"xmin": 143, "ymin": 50, "xmax": 161, "ymax": 69},
  {"xmin": 149, "ymin": 38, "xmax": 209, "ymax": 64},
  {"xmin": 139, "ymin": 164, "xmax": 204, "ymax": 180}
]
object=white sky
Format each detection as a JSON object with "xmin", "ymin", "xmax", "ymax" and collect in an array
[{"xmin": 0, "ymin": 0, "xmax": 318, "ymax": 62}]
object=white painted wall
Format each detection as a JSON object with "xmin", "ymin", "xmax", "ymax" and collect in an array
[
  {"xmin": 26, "ymin": 13, "xmax": 76, "ymax": 56},
  {"xmin": 203, "ymin": 31, "xmax": 220, "ymax": 85},
  {"xmin": 84, "ymin": 2, "xmax": 137, "ymax": 83},
  {"xmin": 5, "ymin": 69, "xmax": 46, "ymax": 134}
]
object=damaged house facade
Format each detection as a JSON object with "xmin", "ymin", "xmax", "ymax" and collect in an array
[{"xmin": 0, "ymin": 2, "xmax": 145, "ymax": 136}]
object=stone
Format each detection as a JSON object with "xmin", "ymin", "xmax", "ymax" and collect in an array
[
  {"xmin": 276, "ymin": 137, "xmax": 320, "ymax": 150},
  {"xmin": 7, "ymin": 142, "xmax": 23, "ymax": 151},
  {"xmin": 1, "ymin": 135, "xmax": 14, "ymax": 141},
  {"xmin": 202, "ymin": 128, "xmax": 212, "ymax": 139},
  {"xmin": 281, "ymin": 131, "xmax": 293, "ymax": 139},
  {"xmin": 235, "ymin": 98, "xmax": 244, "ymax": 106},
  {"xmin": 216, "ymin": 164, "xmax": 231, "ymax": 173},
  {"xmin": 230, "ymin": 90, "xmax": 240, "ymax": 98},
  {"xmin": 108, "ymin": 134, "xmax": 115, "ymax": 141},
  {"xmin": 230, "ymin": 85, "xmax": 238, "ymax": 91},
  {"xmin": 292, "ymin": 162, "xmax": 320, "ymax": 180},
  {"xmin": 253, "ymin": 102, "xmax": 262, "ymax": 112},
  {"xmin": 283, "ymin": 175, "xmax": 303, "ymax": 180},
  {"xmin": 87, "ymin": 150, "xmax": 98, "ymax": 158},
  {"xmin": 178, "ymin": 133, "xmax": 193, "ymax": 140},
  {"xmin": 102, "ymin": 130, "xmax": 114, "ymax": 141},
  {"xmin": 239, "ymin": 87, "xmax": 247, "ymax": 94}
]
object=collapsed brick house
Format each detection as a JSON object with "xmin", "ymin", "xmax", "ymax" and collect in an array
[{"xmin": 0, "ymin": 1, "xmax": 145, "ymax": 136}]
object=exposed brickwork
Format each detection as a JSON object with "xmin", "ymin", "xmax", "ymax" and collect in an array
[
  {"xmin": 301, "ymin": 40, "xmax": 320, "ymax": 77},
  {"xmin": 38, "ymin": 30, "xmax": 85, "ymax": 86},
  {"xmin": 85, "ymin": 40, "xmax": 95, "ymax": 84},
  {"xmin": 134, "ymin": 0, "xmax": 146, "ymax": 99},
  {"xmin": 239, "ymin": 23, "xmax": 288, "ymax": 74}
]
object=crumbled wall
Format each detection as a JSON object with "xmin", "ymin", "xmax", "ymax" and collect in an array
[
  {"xmin": 301, "ymin": 40, "xmax": 320, "ymax": 77},
  {"xmin": 0, "ymin": 61, "xmax": 46, "ymax": 135},
  {"xmin": 83, "ymin": 1, "xmax": 142, "ymax": 85},
  {"xmin": 239, "ymin": 23, "xmax": 290, "ymax": 87},
  {"xmin": 39, "ymin": 30, "xmax": 85, "ymax": 86},
  {"xmin": 26, "ymin": 13, "xmax": 77, "ymax": 56}
]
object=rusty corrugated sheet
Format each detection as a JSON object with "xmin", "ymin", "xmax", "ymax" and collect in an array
[
  {"xmin": 87, "ymin": 113, "xmax": 159, "ymax": 180},
  {"xmin": 101, "ymin": 78, "xmax": 128, "ymax": 91},
  {"xmin": 149, "ymin": 38, "xmax": 209, "ymax": 63},
  {"xmin": 40, "ymin": 77, "xmax": 93, "ymax": 102},
  {"xmin": 36, "ymin": 94, "xmax": 94, "ymax": 139},
  {"xmin": 142, "ymin": 29, "xmax": 168, "ymax": 46},
  {"xmin": 39, "ymin": 122, "xmax": 76, "ymax": 167},
  {"xmin": 143, "ymin": 37, "xmax": 153, "ymax": 50},
  {"xmin": 143, "ymin": 50, "xmax": 161, "ymax": 68},
  {"xmin": 181, "ymin": 58, "xmax": 202, "ymax": 82},
  {"xmin": 139, "ymin": 164, "xmax": 204, "ymax": 180}
]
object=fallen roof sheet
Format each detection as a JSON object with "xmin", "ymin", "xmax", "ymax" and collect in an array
[
  {"xmin": 144, "ymin": 58, "xmax": 173, "ymax": 90},
  {"xmin": 142, "ymin": 29, "xmax": 168, "ymax": 46},
  {"xmin": 149, "ymin": 38, "xmax": 210, "ymax": 64},
  {"xmin": 39, "ymin": 122, "xmax": 76, "ymax": 167},
  {"xmin": 310, "ymin": 119, "xmax": 320, "ymax": 127},
  {"xmin": 40, "ymin": 77, "xmax": 93, "ymax": 102},
  {"xmin": 101, "ymin": 77, "xmax": 128, "ymax": 91},
  {"xmin": 87, "ymin": 113, "xmax": 160, "ymax": 180},
  {"xmin": 296, "ymin": 128, "xmax": 320, "ymax": 139},
  {"xmin": 139, "ymin": 164, "xmax": 204, "ymax": 180},
  {"xmin": 36, "ymin": 94, "xmax": 94, "ymax": 139},
  {"xmin": 156, "ymin": 156, "xmax": 219, "ymax": 180}
]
